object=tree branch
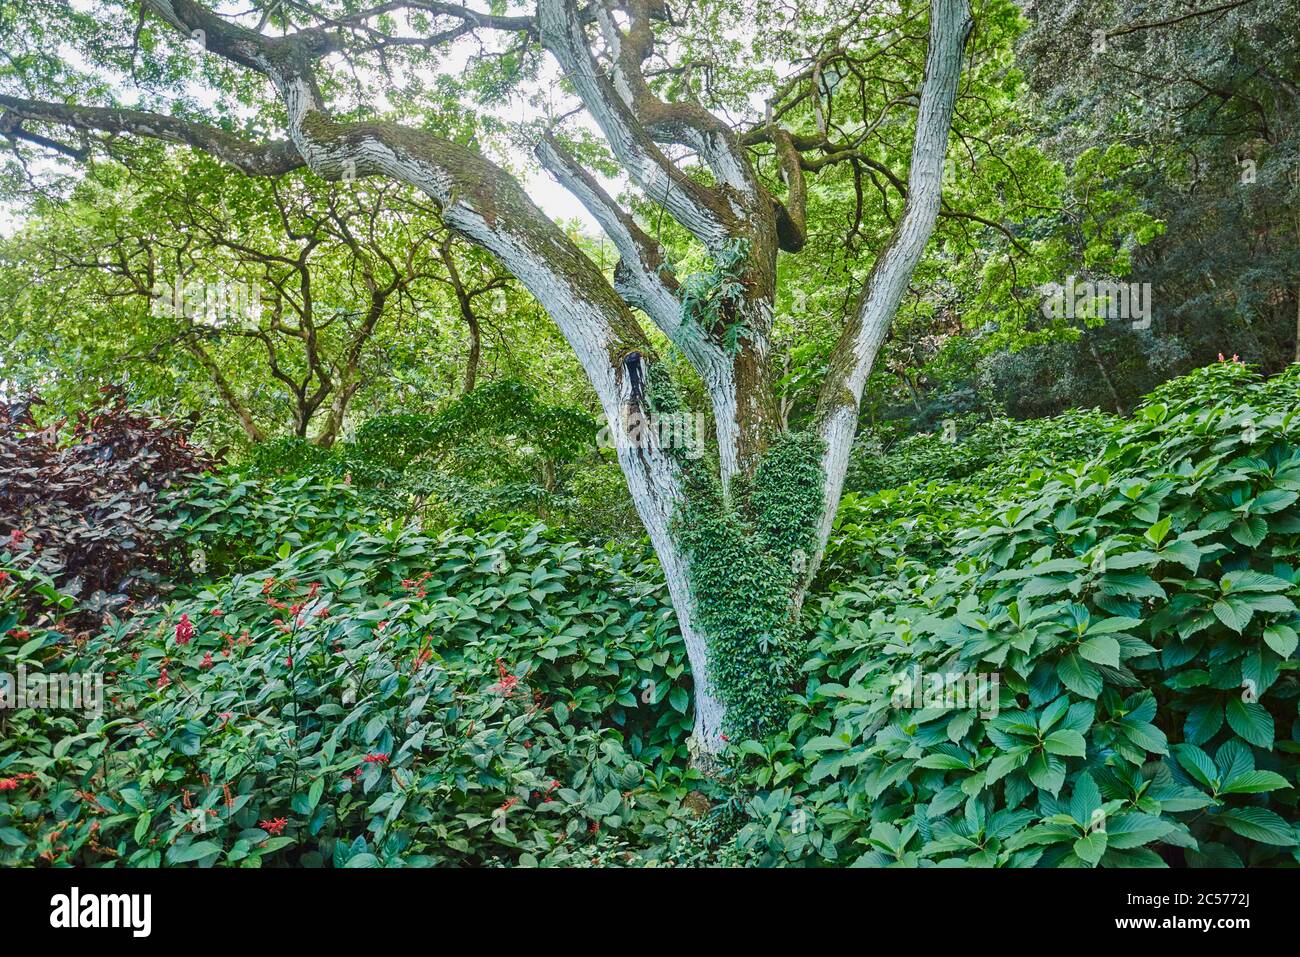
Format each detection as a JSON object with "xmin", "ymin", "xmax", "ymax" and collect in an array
[{"xmin": 0, "ymin": 95, "xmax": 303, "ymax": 175}]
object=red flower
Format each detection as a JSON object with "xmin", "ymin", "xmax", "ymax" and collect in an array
[
  {"xmin": 0, "ymin": 778, "xmax": 18, "ymax": 791},
  {"xmin": 174, "ymin": 613, "xmax": 194, "ymax": 646},
  {"xmin": 285, "ymin": 655, "xmax": 293, "ymax": 667},
  {"xmin": 200, "ymin": 652, "xmax": 214, "ymax": 670},
  {"xmin": 0, "ymin": 571, "xmax": 10, "ymax": 583},
  {"xmin": 210, "ymin": 608, "xmax": 224, "ymax": 616},
  {"xmin": 499, "ymin": 797, "xmax": 519, "ymax": 812},
  {"xmin": 157, "ymin": 666, "xmax": 170, "ymax": 689},
  {"xmin": 487, "ymin": 659, "xmax": 519, "ymax": 696},
  {"xmin": 363, "ymin": 753, "xmax": 389, "ymax": 764},
  {"xmin": 259, "ymin": 817, "xmax": 288, "ymax": 836}
]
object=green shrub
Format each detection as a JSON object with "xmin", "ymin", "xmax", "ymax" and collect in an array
[
  {"xmin": 845, "ymin": 409, "xmax": 1116, "ymax": 495},
  {"xmin": 0, "ymin": 522, "xmax": 699, "ymax": 866},
  {"xmin": 165, "ymin": 474, "xmax": 384, "ymax": 578},
  {"xmin": 733, "ymin": 361, "xmax": 1300, "ymax": 866}
]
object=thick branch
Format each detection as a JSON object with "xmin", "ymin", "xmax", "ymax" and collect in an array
[
  {"xmin": 535, "ymin": 132, "xmax": 683, "ymax": 337},
  {"xmin": 183, "ymin": 338, "xmax": 267, "ymax": 442},
  {"xmin": 537, "ymin": 0, "xmax": 738, "ymax": 250},
  {"xmin": 770, "ymin": 127, "xmax": 808, "ymax": 252},
  {"xmin": 598, "ymin": 0, "xmax": 762, "ymax": 206},
  {"xmin": 810, "ymin": 0, "xmax": 973, "ymax": 571},
  {"xmin": 0, "ymin": 95, "xmax": 303, "ymax": 175}
]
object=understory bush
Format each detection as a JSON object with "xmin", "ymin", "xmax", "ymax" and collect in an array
[
  {"xmin": 0, "ymin": 521, "xmax": 702, "ymax": 866},
  {"xmin": 845, "ymin": 409, "xmax": 1116, "ymax": 495},
  {"xmin": 731, "ymin": 361, "xmax": 1300, "ymax": 866},
  {"xmin": 4, "ymin": 362, "xmax": 1298, "ymax": 868},
  {"xmin": 233, "ymin": 380, "xmax": 602, "ymax": 532}
]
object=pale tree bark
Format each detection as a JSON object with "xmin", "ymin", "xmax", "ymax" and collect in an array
[
  {"xmin": 809, "ymin": 0, "xmax": 973, "ymax": 590},
  {"xmin": 0, "ymin": 0, "xmax": 972, "ymax": 758}
]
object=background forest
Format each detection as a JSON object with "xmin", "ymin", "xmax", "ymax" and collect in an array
[{"xmin": 1, "ymin": 0, "xmax": 1299, "ymax": 868}]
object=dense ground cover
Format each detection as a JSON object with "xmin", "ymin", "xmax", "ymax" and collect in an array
[{"xmin": 2, "ymin": 362, "xmax": 1297, "ymax": 866}]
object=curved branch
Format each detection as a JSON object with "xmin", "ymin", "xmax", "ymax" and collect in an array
[
  {"xmin": 770, "ymin": 127, "xmax": 807, "ymax": 252},
  {"xmin": 810, "ymin": 0, "xmax": 974, "ymax": 574},
  {"xmin": 535, "ymin": 132, "xmax": 681, "ymax": 334},
  {"xmin": 537, "ymin": 0, "xmax": 738, "ymax": 250},
  {"xmin": 0, "ymin": 95, "xmax": 303, "ymax": 175}
]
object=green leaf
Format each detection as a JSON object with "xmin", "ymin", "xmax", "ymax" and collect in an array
[
  {"xmin": 1083, "ymin": 616, "xmax": 1144, "ymax": 635},
  {"xmin": 1144, "ymin": 516, "xmax": 1172, "ymax": 546},
  {"xmin": 1173, "ymin": 744, "xmax": 1217, "ymax": 790},
  {"xmin": 1262, "ymin": 623, "xmax": 1298, "ymax": 658},
  {"xmin": 916, "ymin": 753, "xmax": 970, "ymax": 770},
  {"xmin": 1073, "ymin": 830, "xmax": 1107, "ymax": 865},
  {"xmin": 1184, "ymin": 700, "xmax": 1223, "ymax": 745},
  {"xmin": 1118, "ymin": 719, "xmax": 1168, "ymax": 756},
  {"xmin": 1211, "ymin": 599, "xmax": 1252, "ymax": 633},
  {"xmin": 1105, "ymin": 813, "xmax": 1175, "ymax": 850},
  {"xmin": 1057, "ymin": 653, "xmax": 1103, "ymax": 698},
  {"xmin": 1217, "ymin": 807, "xmax": 1296, "ymax": 846},
  {"xmin": 1043, "ymin": 729, "xmax": 1087, "ymax": 758},
  {"xmin": 1224, "ymin": 697, "xmax": 1274, "ymax": 749},
  {"xmin": 1220, "ymin": 770, "xmax": 1291, "ymax": 795},
  {"xmin": 1027, "ymin": 751, "xmax": 1066, "ymax": 796},
  {"xmin": 1229, "ymin": 516, "xmax": 1267, "ymax": 548},
  {"xmin": 1069, "ymin": 772, "xmax": 1103, "ymax": 826},
  {"xmin": 1078, "ymin": 635, "xmax": 1120, "ymax": 668},
  {"xmin": 168, "ymin": 840, "xmax": 223, "ymax": 864}
]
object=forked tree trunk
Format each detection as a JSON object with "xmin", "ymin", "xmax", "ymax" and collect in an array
[
  {"xmin": 9, "ymin": 0, "xmax": 973, "ymax": 761},
  {"xmin": 614, "ymin": 0, "xmax": 973, "ymax": 756}
]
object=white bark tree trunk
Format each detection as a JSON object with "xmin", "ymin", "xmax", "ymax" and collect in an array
[{"xmin": 13, "ymin": 0, "xmax": 973, "ymax": 761}]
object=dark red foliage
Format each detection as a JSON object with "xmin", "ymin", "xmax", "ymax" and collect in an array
[{"xmin": 0, "ymin": 389, "xmax": 213, "ymax": 612}]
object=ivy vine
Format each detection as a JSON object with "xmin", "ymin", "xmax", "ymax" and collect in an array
[{"xmin": 674, "ymin": 429, "xmax": 826, "ymax": 739}]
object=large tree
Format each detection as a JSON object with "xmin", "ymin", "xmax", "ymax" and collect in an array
[{"xmin": 0, "ymin": 0, "xmax": 974, "ymax": 756}]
